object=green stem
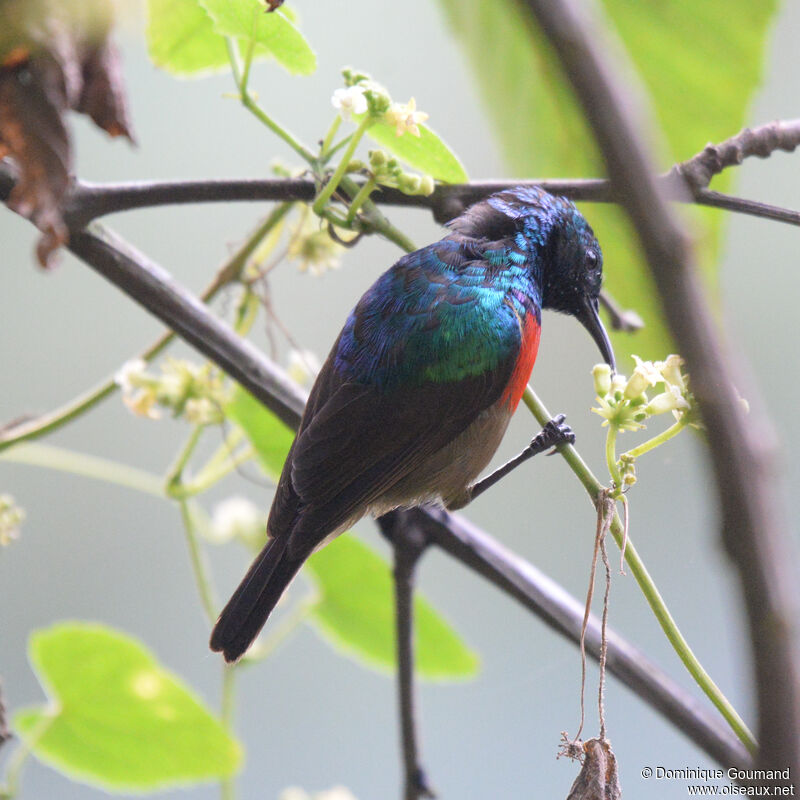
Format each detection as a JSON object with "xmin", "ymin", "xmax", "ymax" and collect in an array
[
  {"xmin": 191, "ymin": 428, "xmax": 245, "ymax": 485},
  {"xmin": 239, "ymin": 10, "xmax": 259, "ymax": 94},
  {"xmin": 220, "ymin": 665, "xmax": 238, "ymax": 800},
  {"xmin": 623, "ymin": 417, "xmax": 688, "ymax": 460},
  {"xmin": 0, "ymin": 443, "xmax": 163, "ymax": 497},
  {"xmin": 182, "ymin": 445, "xmax": 256, "ymax": 497},
  {"xmin": 313, "ymin": 117, "xmax": 373, "ymax": 215},
  {"xmin": 323, "ymin": 132, "xmax": 354, "ymax": 162},
  {"xmin": 165, "ymin": 425, "xmax": 205, "ymax": 496},
  {"xmin": 338, "ymin": 176, "xmax": 416, "ymax": 253},
  {"xmin": 345, "ymin": 177, "xmax": 377, "ymax": 225},
  {"xmin": 0, "ymin": 710, "xmax": 56, "ymax": 799},
  {"xmin": 522, "ymin": 386, "xmax": 757, "ymax": 754},
  {"xmin": 226, "ymin": 40, "xmax": 315, "ymax": 163},
  {"xmin": 320, "ymin": 116, "xmax": 342, "ymax": 159},
  {"xmin": 178, "ymin": 499, "xmax": 218, "ymax": 623},
  {"xmin": 0, "ymin": 207, "xmax": 289, "ymax": 454},
  {"xmin": 605, "ymin": 425, "xmax": 623, "ymax": 492}
]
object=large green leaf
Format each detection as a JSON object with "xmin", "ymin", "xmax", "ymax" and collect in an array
[
  {"xmin": 366, "ymin": 121, "xmax": 468, "ymax": 184},
  {"xmin": 226, "ymin": 385, "xmax": 295, "ymax": 481},
  {"xmin": 146, "ymin": 0, "xmax": 315, "ymax": 77},
  {"xmin": 436, "ymin": 0, "xmax": 778, "ymax": 359},
  {"xmin": 307, "ymin": 534, "xmax": 479, "ymax": 681},
  {"xmin": 14, "ymin": 623, "xmax": 242, "ymax": 791},
  {"xmin": 200, "ymin": 0, "xmax": 316, "ymax": 76},
  {"xmin": 146, "ymin": 0, "xmax": 229, "ymax": 75}
]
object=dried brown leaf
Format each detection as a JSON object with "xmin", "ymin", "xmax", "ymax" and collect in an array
[
  {"xmin": 0, "ymin": 0, "xmax": 133, "ymax": 267},
  {"xmin": 0, "ymin": 58, "xmax": 71, "ymax": 266},
  {"xmin": 0, "ymin": 677, "xmax": 10, "ymax": 750},
  {"xmin": 565, "ymin": 738, "xmax": 622, "ymax": 800}
]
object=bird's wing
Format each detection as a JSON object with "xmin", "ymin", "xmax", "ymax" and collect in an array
[
  {"xmin": 270, "ymin": 241, "xmax": 533, "ymax": 557},
  {"xmin": 284, "ymin": 363, "xmax": 515, "ymax": 556}
]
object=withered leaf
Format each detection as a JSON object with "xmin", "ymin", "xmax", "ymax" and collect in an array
[
  {"xmin": 0, "ymin": 0, "xmax": 133, "ymax": 267},
  {"xmin": 0, "ymin": 678, "xmax": 10, "ymax": 750},
  {"xmin": 265, "ymin": 0, "xmax": 286, "ymax": 10},
  {"xmin": 566, "ymin": 738, "xmax": 622, "ymax": 800}
]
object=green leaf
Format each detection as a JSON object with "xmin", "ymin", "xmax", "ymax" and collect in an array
[
  {"xmin": 226, "ymin": 385, "xmax": 294, "ymax": 481},
  {"xmin": 14, "ymin": 623, "xmax": 242, "ymax": 791},
  {"xmin": 437, "ymin": 0, "xmax": 778, "ymax": 360},
  {"xmin": 146, "ymin": 0, "xmax": 230, "ymax": 75},
  {"xmin": 366, "ymin": 121, "xmax": 468, "ymax": 184},
  {"xmin": 306, "ymin": 534, "xmax": 479, "ymax": 681},
  {"xmin": 199, "ymin": 0, "xmax": 316, "ymax": 76}
]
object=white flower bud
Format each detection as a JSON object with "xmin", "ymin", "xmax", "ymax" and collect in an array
[
  {"xmin": 659, "ymin": 354, "xmax": 686, "ymax": 391},
  {"xmin": 623, "ymin": 370, "xmax": 650, "ymax": 400},
  {"xmin": 592, "ymin": 363, "xmax": 612, "ymax": 396}
]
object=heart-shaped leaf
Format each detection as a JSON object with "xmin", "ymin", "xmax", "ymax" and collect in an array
[{"xmin": 14, "ymin": 623, "xmax": 242, "ymax": 791}]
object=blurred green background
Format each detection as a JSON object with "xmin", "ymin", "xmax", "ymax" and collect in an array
[{"xmin": 1, "ymin": 0, "xmax": 799, "ymax": 797}]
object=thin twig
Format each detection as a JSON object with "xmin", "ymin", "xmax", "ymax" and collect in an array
[
  {"xmin": 378, "ymin": 512, "xmax": 436, "ymax": 800},
  {"xmin": 671, "ymin": 119, "xmax": 800, "ymax": 191},
  {"xmin": 3, "ymin": 217, "xmax": 753, "ymax": 769},
  {"xmin": 515, "ymin": 0, "xmax": 800, "ymax": 773}
]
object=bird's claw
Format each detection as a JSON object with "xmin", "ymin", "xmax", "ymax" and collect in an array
[{"xmin": 529, "ymin": 413, "xmax": 575, "ymax": 455}]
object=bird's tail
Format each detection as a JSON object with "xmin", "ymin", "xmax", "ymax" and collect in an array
[{"xmin": 210, "ymin": 535, "xmax": 306, "ymax": 663}]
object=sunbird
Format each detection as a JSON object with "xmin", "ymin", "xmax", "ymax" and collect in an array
[{"xmin": 211, "ymin": 186, "xmax": 615, "ymax": 662}]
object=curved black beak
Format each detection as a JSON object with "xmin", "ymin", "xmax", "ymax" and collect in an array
[{"xmin": 578, "ymin": 296, "xmax": 616, "ymax": 372}]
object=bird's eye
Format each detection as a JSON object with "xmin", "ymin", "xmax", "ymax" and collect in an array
[{"xmin": 586, "ymin": 249, "xmax": 598, "ymax": 269}]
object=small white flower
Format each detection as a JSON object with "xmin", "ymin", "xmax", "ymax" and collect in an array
[
  {"xmin": 331, "ymin": 86, "xmax": 368, "ymax": 120},
  {"xmin": 210, "ymin": 497, "xmax": 265, "ymax": 545},
  {"xmin": 610, "ymin": 372, "xmax": 627, "ymax": 396},
  {"xmin": 659, "ymin": 354, "xmax": 686, "ymax": 391},
  {"xmin": 316, "ymin": 789, "xmax": 360, "ymax": 800},
  {"xmin": 114, "ymin": 358, "xmax": 147, "ymax": 392},
  {"xmin": 184, "ymin": 397, "xmax": 220, "ymax": 425},
  {"xmin": 646, "ymin": 384, "xmax": 689, "ymax": 416},
  {"xmin": 384, "ymin": 97, "xmax": 429, "ymax": 137},
  {"xmin": 123, "ymin": 389, "xmax": 161, "ymax": 419},
  {"xmin": 631, "ymin": 355, "xmax": 664, "ymax": 387}
]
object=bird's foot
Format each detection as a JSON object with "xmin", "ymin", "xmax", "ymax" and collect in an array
[{"xmin": 529, "ymin": 413, "xmax": 575, "ymax": 456}]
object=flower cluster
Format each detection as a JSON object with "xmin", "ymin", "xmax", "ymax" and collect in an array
[
  {"xmin": 384, "ymin": 97, "xmax": 428, "ymax": 138},
  {"xmin": 114, "ymin": 358, "xmax": 226, "ymax": 423},
  {"xmin": 334, "ymin": 69, "xmax": 429, "ymax": 137},
  {"xmin": 288, "ymin": 213, "xmax": 344, "ymax": 275},
  {"xmin": 337, "ymin": 67, "xmax": 393, "ymax": 117},
  {"xmin": 367, "ymin": 149, "xmax": 435, "ymax": 196},
  {"xmin": 591, "ymin": 354, "xmax": 696, "ymax": 432},
  {"xmin": 0, "ymin": 494, "xmax": 25, "ymax": 546}
]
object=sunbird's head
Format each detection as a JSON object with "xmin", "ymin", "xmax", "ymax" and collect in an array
[{"xmin": 450, "ymin": 186, "xmax": 616, "ymax": 371}]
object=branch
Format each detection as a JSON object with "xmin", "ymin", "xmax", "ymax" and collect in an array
[
  {"xmin": 514, "ymin": 0, "xmax": 800, "ymax": 774},
  {"xmin": 32, "ymin": 218, "xmax": 752, "ymax": 770},
  {"xmin": 3, "ymin": 118, "xmax": 799, "ymax": 232},
  {"xmin": 671, "ymin": 119, "xmax": 800, "ymax": 191}
]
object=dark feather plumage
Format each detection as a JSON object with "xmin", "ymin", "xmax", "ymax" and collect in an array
[{"xmin": 210, "ymin": 187, "xmax": 613, "ymax": 662}]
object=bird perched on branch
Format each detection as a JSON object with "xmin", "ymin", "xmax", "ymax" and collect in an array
[{"xmin": 210, "ymin": 186, "xmax": 615, "ymax": 663}]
